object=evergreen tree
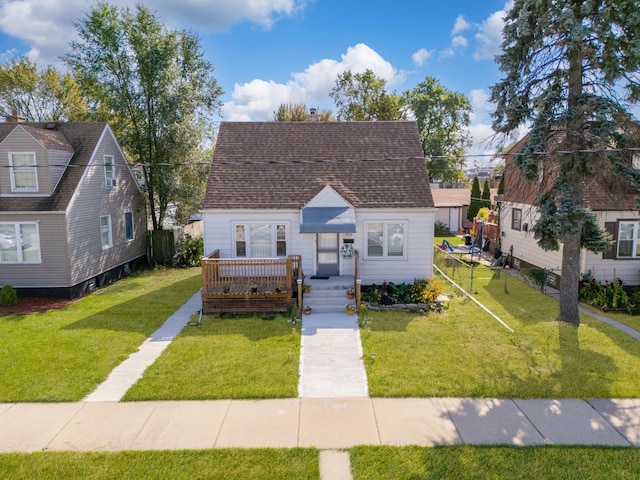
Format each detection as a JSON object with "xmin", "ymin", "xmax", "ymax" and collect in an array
[
  {"xmin": 467, "ymin": 176, "xmax": 482, "ymax": 222},
  {"xmin": 481, "ymin": 179, "xmax": 492, "ymax": 209},
  {"xmin": 491, "ymin": 0, "xmax": 640, "ymax": 324}
]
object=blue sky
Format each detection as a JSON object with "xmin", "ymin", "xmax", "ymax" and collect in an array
[{"xmin": 0, "ymin": 0, "xmax": 516, "ymax": 160}]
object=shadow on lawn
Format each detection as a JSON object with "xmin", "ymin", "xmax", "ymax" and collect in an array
[{"xmin": 62, "ymin": 276, "xmax": 200, "ymax": 336}]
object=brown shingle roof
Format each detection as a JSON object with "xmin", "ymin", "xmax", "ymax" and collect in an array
[
  {"xmin": 0, "ymin": 122, "xmax": 107, "ymax": 212},
  {"xmin": 204, "ymin": 121, "xmax": 433, "ymax": 210}
]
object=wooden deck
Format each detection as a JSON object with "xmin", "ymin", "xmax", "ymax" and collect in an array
[{"xmin": 201, "ymin": 251, "xmax": 302, "ymax": 314}]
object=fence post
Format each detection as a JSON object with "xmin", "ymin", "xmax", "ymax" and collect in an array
[{"xmin": 470, "ymin": 263, "xmax": 474, "ymax": 293}]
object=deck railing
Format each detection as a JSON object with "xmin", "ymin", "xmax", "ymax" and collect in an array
[
  {"xmin": 201, "ymin": 251, "xmax": 302, "ymax": 314},
  {"xmin": 353, "ymin": 249, "xmax": 361, "ymax": 311}
]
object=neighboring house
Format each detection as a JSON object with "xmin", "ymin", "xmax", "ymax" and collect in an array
[
  {"xmin": 500, "ymin": 134, "xmax": 640, "ymax": 287},
  {"xmin": 202, "ymin": 121, "xmax": 435, "ymax": 285},
  {"xmin": 432, "ymin": 187, "xmax": 498, "ymax": 233},
  {"xmin": 0, "ymin": 118, "xmax": 147, "ymax": 298}
]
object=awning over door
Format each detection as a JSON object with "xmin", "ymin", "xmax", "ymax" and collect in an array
[{"xmin": 300, "ymin": 206, "xmax": 356, "ymax": 233}]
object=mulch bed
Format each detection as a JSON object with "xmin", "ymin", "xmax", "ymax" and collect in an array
[{"xmin": 0, "ymin": 297, "xmax": 77, "ymax": 316}]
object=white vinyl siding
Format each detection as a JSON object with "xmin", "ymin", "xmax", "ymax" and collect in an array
[
  {"xmin": 100, "ymin": 215, "xmax": 112, "ymax": 250},
  {"xmin": 0, "ymin": 222, "xmax": 41, "ymax": 263},
  {"xmin": 9, "ymin": 152, "xmax": 38, "ymax": 192}
]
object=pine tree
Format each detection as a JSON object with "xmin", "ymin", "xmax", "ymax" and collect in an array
[
  {"xmin": 481, "ymin": 179, "xmax": 491, "ymax": 209},
  {"xmin": 467, "ymin": 177, "xmax": 482, "ymax": 222}
]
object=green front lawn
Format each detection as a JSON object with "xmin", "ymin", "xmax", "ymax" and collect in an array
[
  {"xmin": 350, "ymin": 446, "xmax": 640, "ymax": 480},
  {"xmin": 123, "ymin": 314, "xmax": 301, "ymax": 400},
  {"xmin": 362, "ymin": 265, "xmax": 640, "ymax": 398},
  {"xmin": 0, "ymin": 267, "xmax": 201, "ymax": 402},
  {"xmin": 0, "ymin": 449, "xmax": 318, "ymax": 480}
]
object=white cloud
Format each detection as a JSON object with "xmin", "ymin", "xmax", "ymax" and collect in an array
[
  {"xmin": 451, "ymin": 36, "xmax": 468, "ymax": 49},
  {"xmin": 470, "ymin": 88, "xmax": 493, "ymax": 121},
  {"xmin": 451, "ymin": 15, "xmax": 470, "ymax": 36},
  {"xmin": 411, "ymin": 48, "xmax": 433, "ymax": 66},
  {"xmin": 473, "ymin": 2, "xmax": 512, "ymax": 60},
  {"xmin": 0, "ymin": 0, "xmax": 306, "ymax": 66},
  {"xmin": 224, "ymin": 43, "xmax": 403, "ymax": 120}
]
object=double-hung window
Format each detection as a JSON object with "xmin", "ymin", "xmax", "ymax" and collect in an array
[
  {"xmin": 100, "ymin": 215, "xmax": 112, "ymax": 250},
  {"xmin": 9, "ymin": 152, "xmax": 38, "ymax": 192},
  {"xmin": 124, "ymin": 211, "xmax": 134, "ymax": 241},
  {"xmin": 104, "ymin": 155, "xmax": 115, "ymax": 188},
  {"xmin": 617, "ymin": 221, "xmax": 640, "ymax": 258},
  {"xmin": 511, "ymin": 208, "xmax": 522, "ymax": 231},
  {"xmin": 234, "ymin": 223, "xmax": 288, "ymax": 257},
  {"xmin": 0, "ymin": 222, "xmax": 41, "ymax": 263},
  {"xmin": 365, "ymin": 221, "xmax": 406, "ymax": 259}
]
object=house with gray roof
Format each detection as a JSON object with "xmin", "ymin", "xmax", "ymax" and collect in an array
[
  {"xmin": 0, "ymin": 118, "xmax": 147, "ymax": 298},
  {"xmin": 202, "ymin": 121, "xmax": 435, "ymax": 285}
]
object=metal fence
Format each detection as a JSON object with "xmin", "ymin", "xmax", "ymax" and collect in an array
[{"xmin": 434, "ymin": 246, "xmax": 476, "ymax": 293}]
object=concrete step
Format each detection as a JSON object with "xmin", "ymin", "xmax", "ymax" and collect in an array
[{"xmin": 304, "ymin": 304, "xmax": 357, "ymax": 314}]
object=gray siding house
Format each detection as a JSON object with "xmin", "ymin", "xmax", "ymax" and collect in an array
[
  {"xmin": 0, "ymin": 119, "xmax": 147, "ymax": 298},
  {"xmin": 202, "ymin": 121, "xmax": 435, "ymax": 285}
]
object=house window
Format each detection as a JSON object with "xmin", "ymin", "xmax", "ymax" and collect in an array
[
  {"xmin": 511, "ymin": 208, "xmax": 522, "ymax": 231},
  {"xmin": 617, "ymin": 221, "xmax": 640, "ymax": 258},
  {"xmin": 0, "ymin": 222, "xmax": 41, "ymax": 263},
  {"xmin": 9, "ymin": 152, "xmax": 38, "ymax": 192},
  {"xmin": 100, "ymin": 215, "xmax": 112, "ymax": 250},
  {"xmin": 365, "ymin": 221, "xmax": 406, "ymax": 259},
  {"xmin": 233, "ymin": 223, "xmax": 289, "ymax": 257},
  {"xmin": 124, "ymin": 211, "xmax": 134, "ymax": 241},
  {"xmin": 104, "ymin": 155, "xmax": 116, "ymax": 188},
  {"xmin": 633, "ymin": 154, "xmax": 640, "ymax": 170}
]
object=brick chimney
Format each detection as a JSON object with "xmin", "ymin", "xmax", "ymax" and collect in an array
[
  {"xmin": 307, "ymin": 107, "xmax": 319, "ymax": 122},
  {"xmin": 5, "ymin": 109, "xmax": 26, "ymax": 123}
]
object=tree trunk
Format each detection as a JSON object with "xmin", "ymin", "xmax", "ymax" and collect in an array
[{"xmin": 559, "ymin": 232, "xmax": 581, "ymax": 325}]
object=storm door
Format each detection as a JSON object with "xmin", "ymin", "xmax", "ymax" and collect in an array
[{"xmin": 316, "ymin": 233, "xmax": 339, "ymax": 276}]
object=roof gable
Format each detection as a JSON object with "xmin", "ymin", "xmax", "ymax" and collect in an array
[{"xmin": 304, "ymin": 185, "xmax": 352, "ymax": 209}]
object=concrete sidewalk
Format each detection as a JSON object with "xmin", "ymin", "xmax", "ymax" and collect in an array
[{"xmin": 0, "ymin": 397, "xmax": 638, "ymax": 452}]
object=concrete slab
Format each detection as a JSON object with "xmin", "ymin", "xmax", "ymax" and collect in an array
[
  {"xmin": 84, "ymin": 371, "xmax": 145, "ymax": 402},
  {"xmin": 47, "ymin": 402, "xmax": 156, "ymax": 451},
  {"xmin": 131, "ymin": 400, "xmax": 230, "ymax": 450},
  {"xmin": 589, "ymin": 398, "xmax": 640, "ymax": 446},
  {"xmin": 299, "ymin": 398, "xmax": 379, "ymax": 449},
  {"xmin": 0, "ymin": 403, "xmax": 85, "ymax": 452},
  {"xmin": 444, "ymin": 398, "xmax": 545, "ymax": 446},
  {"xmin": 515, "ymin": 399, "xmax": 630, "ymax": 446},
  {"xmin": 373, "ymin": 398, "xmax": 462, "ymax": 446},
  {"xmin": 0, "ymin": 403, "xmax": 12, "ymax": 416},
  {"xmin": 215, "ymin": 399, "xmax": 300, "ymax": 448},
  {"xmin": 319, "ymin": 450, "xmax": 353, "ymax": 480}
]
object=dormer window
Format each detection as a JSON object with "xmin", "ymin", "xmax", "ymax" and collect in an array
[
  {"xmin": 9, "ymin": 152, "xmax": 37, "ymax": 192},
  {"xmin": 104, "ymin": 155, "xmax": 116, "ymax": 188}
]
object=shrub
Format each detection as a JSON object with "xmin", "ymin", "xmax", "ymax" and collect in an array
[
  {"xmin": 175, "ymin": 234, "xmax": 204, "ymax": 267},
  {"xmin": 410, "ymin": 278, "xmax": 445, "ymax": 304},
  {"xmin": 0, "ymin": 284, "xmax": 18, "ymax": 306},
  {"xmin": 434, "ymin": 220, "xmax": 450, "ymax": 236}
]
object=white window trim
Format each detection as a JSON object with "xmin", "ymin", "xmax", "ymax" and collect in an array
[
  {"xmin": 9, "ymin": 152, "xmax": 38, "ymax": 192},
  {"xmin": 0, "ymin": 221, "xmax": 41, "ymax": 264},
  {"xmin": 104, "ymin": 155, "xmax": 116, "ymax": 188},
  {"xmin": 124, "ymin": 211, "xmax": 134, "ymax": 241},
  {"xmin": 100, "ymin": 215, "xmax": 113, "ymax": 250},
  {"xmin": 364, "ymin": 221, "xmax": 408, "ymax": 260},
  {"xmin": 616, "ymin": 220, "xmax": 640, "ymax": 259},
  {"xmin": 232, "ymin": 222, "xmax": 289, "ymax": 258}
]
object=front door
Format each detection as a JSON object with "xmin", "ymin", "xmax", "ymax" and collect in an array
[{"xmin": 317, "ymin": 233, "xmax": 339, "ymax": 276}]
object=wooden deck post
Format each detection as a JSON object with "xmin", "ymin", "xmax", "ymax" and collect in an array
[{"xmin": 297, "ymin": 278, "xmax": 303, "ymax": 318}]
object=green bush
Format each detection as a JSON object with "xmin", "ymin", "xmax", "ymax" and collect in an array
[
  {"xmin": 434, "ymin": 220, "xmax": 450, "ymax": 236},
  {"xmin": 410, "ymin": 278, "xmax": 445, "ymax": 304},
  {"xmin": 0, "ymin": 284, "xmax": 18, "ymax": 306},
  {"xmin": 175, "ymin": 234, "xmax": 204, "ymax": 267}
]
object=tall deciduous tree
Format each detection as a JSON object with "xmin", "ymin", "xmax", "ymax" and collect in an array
[
  {"xmin": 65, "ymin": 2, "xmax": 222, "ymax": 230},
  {"xmin": 0, "ymin": 57, "xmax": 87, "ymax": 121},
  {"xmin": 402, "ymin": 77, "xmax": 472, "ymax": 183},
  {"xmin": 491, "ymin": 0, "xmax": 640, "ymax": 325},
  {"xmin": 272, "ymin": 103, "xmax": 334, "ymax": 121},
  {"xmin": 329, "ymin": 69, "xmax": 404, "ymax": 121},
  {"xmin": 468, "ymin": 176, "xmax": 482, "ymax": 222}
]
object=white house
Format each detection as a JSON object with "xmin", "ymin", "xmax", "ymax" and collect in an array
[{"xmin": 201, "ymin": 121, "xmax": 435, "ymax": 285}]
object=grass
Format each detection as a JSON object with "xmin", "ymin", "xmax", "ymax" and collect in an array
[
  {"xmin": 361, "ymin": 264, "xmax": 640, "ymax": 398},
  {"xmin": 350, "ymin": 446, "xmax": 640, "ymax": 480},
  {"xmin": 0, "ymin": 448, "xmax": 318, "ymax": 480},
  {"xmin": 0, "ymin": 267, "xmax": 201, "ymax": 402},
  {"xmin": 578, "ymin": 302, "xmax": 640, "ymax": 334},
  {"xmin": 123, "ymin": 313, "xmax": 301, "ymax": 400}
]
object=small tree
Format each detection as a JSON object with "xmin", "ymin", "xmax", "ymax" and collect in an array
[
  {"xmin": 481, "ymin": 179, "xmax": 492, "ymax": 209},
  {"xmin": 467, "ymin": 176, "xmax": 482, "ymax": 222}
]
